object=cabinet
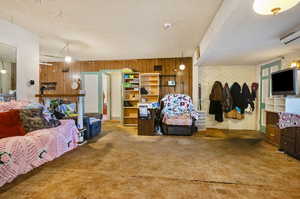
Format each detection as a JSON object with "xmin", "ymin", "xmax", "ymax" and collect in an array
[
  {"xmin": 138, "ymin": 109, "xmax": 157, "ymax": 136},
  {"xmin": 265, "ymin": 111, "xmax": 281, "ymax": 146},
  {"xmin": 280, "ymin": 127, "xmax": 300, "ymax": 159},
  {"xmin": 266, "ymin": 111, "xmax": 300, "ymax": 159}
]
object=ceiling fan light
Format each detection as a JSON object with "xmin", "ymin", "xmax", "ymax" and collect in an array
[
  {"xmin": 253, "ymin": 0, "xmax": 300, "ymax": 15},
  {"xmin": 179, "ymin": 64, "xmax": 186, "ymax": 71},
  {"xmin": 65, "ymin": 55, "xmax": 72, "ymax": 63}
]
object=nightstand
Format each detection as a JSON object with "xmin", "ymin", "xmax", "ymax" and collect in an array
[{"xmin": 138, "ymin": 109, "xmax": 157, "ymax": 136}]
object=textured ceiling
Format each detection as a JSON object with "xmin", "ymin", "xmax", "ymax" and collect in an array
[{"xmin": 0, "ymin": 0, "xmax": 222, "ymax": 61}]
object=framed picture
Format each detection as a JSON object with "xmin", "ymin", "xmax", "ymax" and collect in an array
[{"xmin": 168, "ymin": 80, "xmax": 176, "ymax": 86}]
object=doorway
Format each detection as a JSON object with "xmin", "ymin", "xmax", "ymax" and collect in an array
[
  {"xmin": 102, "ymin": 72, "xmax": 111, "ymax": 121},
  {"xmin": 99, "ymin": 70, "xmax": 122, "ymax": 121},
  {"xmin": 259, "ymin": 60, "xmax": 282, "ymax": 132},
  {"xmin": 81, "ymin": 72, "xmax": 101, "ymax": 114}
]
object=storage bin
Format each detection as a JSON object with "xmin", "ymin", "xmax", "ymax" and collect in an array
[{"xmin": 83, "ymin": 116, "xmax": 102, "ymax": 139}]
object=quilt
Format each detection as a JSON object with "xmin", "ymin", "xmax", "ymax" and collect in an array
[
  {"xmin": 278, "ymin": 112, "xmax": 300, "ymax": 129},
  {"xmin": 161, "ymin": 94, "xmax": 202, "ymax": 120},
  {"xmin": 0, "ymin": 120, "xmax": 78, "ymax": 187}
]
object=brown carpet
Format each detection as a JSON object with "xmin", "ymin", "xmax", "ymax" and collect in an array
[{"xmin": 1, "ymin": 121, "xmax": 300, "ymax": 199}]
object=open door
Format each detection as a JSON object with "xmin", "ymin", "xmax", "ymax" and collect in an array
[
  {"xmin": 102, "ymin": 73, "xmax": 111, "ymax": 120},
  {"xmin": 82, "ymin": 72, "xmax": 100, "ymax": 114}
]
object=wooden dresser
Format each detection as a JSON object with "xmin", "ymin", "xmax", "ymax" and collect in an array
[
  {"xmin": 265, "ymin": 111, "xmax": 281, "ymax": 147},
  {"xmin": 266, "ymin": 111, "xmax": 300, "ymax": 159},
  {"xmin": 280, "ymin": 127, "xmax": 300, "ymax": 159}
]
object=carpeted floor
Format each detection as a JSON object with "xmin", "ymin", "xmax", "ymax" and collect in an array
[{"xmin": 1, "ymin": 121, "xmax": 300, "ymax": 199}]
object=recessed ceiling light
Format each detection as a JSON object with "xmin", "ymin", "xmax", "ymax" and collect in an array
[{"xmin": 163, "ymin": 23, "xmax": 172, "ymax": 30}]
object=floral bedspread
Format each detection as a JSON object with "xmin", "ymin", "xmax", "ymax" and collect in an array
[
  {"xmin": 161, "ymin": 94, "xmax": 202, "ymax": 120},
  {"xmin": 0, "ymin": 120, "xmax": 78, "ymax": 187},
  {"xmin": 278, "ymin": 112, "xmax": 300, "ymax": 129}
]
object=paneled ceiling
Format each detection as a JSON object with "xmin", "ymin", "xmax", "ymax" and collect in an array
[{"xmin": 0, "ymin": 0, "xmax": 223, "ymax": 61}]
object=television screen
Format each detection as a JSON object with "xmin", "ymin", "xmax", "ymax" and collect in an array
[{"xmin": 272, "ymin": 69, "xmax": 295, "ymax": 95}]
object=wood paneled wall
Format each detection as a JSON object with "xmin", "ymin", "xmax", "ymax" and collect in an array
[{"xmin": 40, "ymin": 57, "xmax": 193, "ymax": 98}]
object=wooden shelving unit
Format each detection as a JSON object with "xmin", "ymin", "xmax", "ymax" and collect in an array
[
  {"xmin": 121, "ymin": 72, "xmax": 160, "ymax": 127},
  {"xmin": 140, "ymin": 73, "xmax": 160, "ymax": 103},
  {"xmin": 265, "ymin": 96, "xmax": 286, "ymax": 113},
  {"xmin": 122, "ymin": 72, "xmax": 140, "ymax": 126}
]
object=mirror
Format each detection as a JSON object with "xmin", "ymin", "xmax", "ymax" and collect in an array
[{"xmin": 0, "ymin": 42, "xmax": 17, "ymax": 102}]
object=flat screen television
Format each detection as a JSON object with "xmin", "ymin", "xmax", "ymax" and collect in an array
[{"xmin": 271, "ymin": 68, "xmax": 299, "ymax": 95}]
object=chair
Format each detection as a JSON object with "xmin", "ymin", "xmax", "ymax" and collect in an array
[{"xmin": 160, "ymin": 94, "xmax": 201, "ymax": 136}]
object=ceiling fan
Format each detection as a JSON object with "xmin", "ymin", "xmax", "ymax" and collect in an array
[{"xmin": 40, "ymin": 43, "xmax": 74, "ymax": 65}]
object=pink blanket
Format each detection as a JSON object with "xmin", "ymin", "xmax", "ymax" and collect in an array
[{"xmin": 0, "ymin": 120, "xmax": 78, "ymax": 187}]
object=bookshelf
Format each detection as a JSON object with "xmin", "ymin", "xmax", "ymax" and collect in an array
[
  {"xmin": 121, "ymin": 72, "xmax": 160, "ymax": 126},
  {"xmin": 122, "ymin": 72, "xmax": 140, "ymax": 126},
  {"xmin": 140, "ymin": 73, "xmax": 160, "ymax": 103}
]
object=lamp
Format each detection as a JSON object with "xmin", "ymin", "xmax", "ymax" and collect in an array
[
  {"xmin": 179, "ymin": 64, "xmax": 186, "ymax": 71},
  {"xmin": 0, "ymin": 69, "xmax": 7, "ymax": 74},
  {"xmin": 290, "ymin": 61, "xmax": 300, "ymax": 68},
  {"xmin": 65, "ymin": 55, "xmax": 72, "ymax": 63},
  {"xmin": 0, "ymin": 59, "xmax": 7, "ymax": 74},
  {"xmin": 179, "ymin": 51, "xmax": 186, "ymax": 71},
  {"xmin": 63, "ymin": 43, "xmax": 72, "ymax": 63},
  {"xmin": 253, "ymin": 0, "xmax": 300, "ymax": 15}
]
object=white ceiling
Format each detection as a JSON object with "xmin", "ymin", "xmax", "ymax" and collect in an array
[
  {"xmin": 198, "ymin": 0, "xmax": 300, "ymax": 66},
  {"xmin": 0, "ymin": 0, "xmax": 223, "ymax": 61}
]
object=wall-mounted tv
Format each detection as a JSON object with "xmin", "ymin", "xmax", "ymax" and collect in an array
[{"xmin": 271, "ymin": 68, "xmax": 299, "ymax": 96}]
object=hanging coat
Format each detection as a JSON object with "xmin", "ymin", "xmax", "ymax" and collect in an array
[
  {"xmin": 223, "ymin": 83, "xmax": 233, "ymax": 113},
  {"xmin": 251, "ymin": 83, "xmax": 259, "ymax": 100},
  {"xmin": 209, "ymin": 81, "xmax": 224, "ymax": 122},
  {"xmin": 230, "ymin": 82, "xmax": 243, "ymax": 112},
  {"xmin": 241, "ymin": 83, "xmax": 251, "ymax": 110},
  {"xmin": 209, "ymin": 81, "xmax": 224, "ymax": 101}
]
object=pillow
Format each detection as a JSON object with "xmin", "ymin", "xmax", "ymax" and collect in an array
[
  {"xmin": 19, "ymin": 108, "xmax": 48, "ymax": 133},
  {"xmin": 0, "ymin": 110, "xmax": 26, "ymax": 138},
  {"xmin": 19, "ymin": 108, "xmax": 61, "ymax": 133}
]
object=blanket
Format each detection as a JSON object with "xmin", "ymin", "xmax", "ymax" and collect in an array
[{"xmin": 0, "ymin": 120, "xmax": 78, "ymax": 187}]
